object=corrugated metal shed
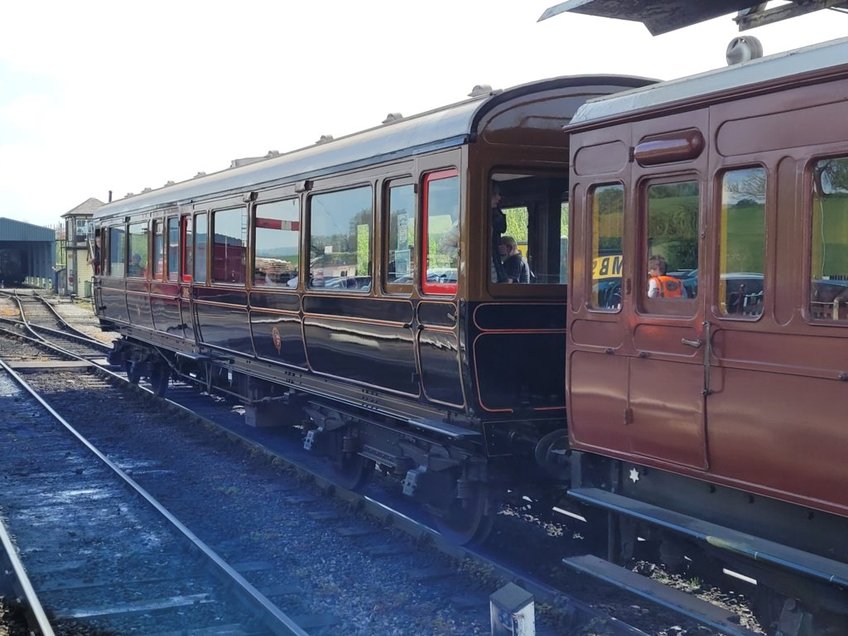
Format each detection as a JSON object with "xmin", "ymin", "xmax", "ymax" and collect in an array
[{"xmin": 0, "ymin": 217, "xmax": 55, "ymax": 241}]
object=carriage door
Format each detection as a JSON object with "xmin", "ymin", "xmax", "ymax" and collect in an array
[
  {"xmin": 626, "ymin": 125, "xmax": 709, "ymax": 469},
  {"xmin": 178, "ymin": 214, "xmax": 196, "ymax": 342}
]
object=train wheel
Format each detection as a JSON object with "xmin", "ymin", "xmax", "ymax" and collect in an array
[
  {"xmin": 327, "ymin": 428, "xmax": 373, "ymax": 490},
  {"xmin": 125, "ymin": 360, "xmax": 141, "ymax": 384},
  {"xmin": 433, "ymin": 482, "xmax": 494, "ymax": 545},
  {"xmin": 332, "ymin": 453, "xmax": 374, "ymax": 490},
  {"xmin": 149, "ymin": 364, "xmax": 169, "ymax": 397}
]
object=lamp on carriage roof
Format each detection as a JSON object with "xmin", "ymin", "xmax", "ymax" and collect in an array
[
  {"xmin": 382, "ymin": 113, "xmax": 403, "ymax": 124},
  {"xmin": 726, "ymin": 35, "xmax": 763, "ymax": 65},
  {"xmin": 315, "ymin": 134, "xmax": 334, "ymax": 144},
  {"xmin": 468, "ymin": 84, "xmax": 499, "ymax": 97}
]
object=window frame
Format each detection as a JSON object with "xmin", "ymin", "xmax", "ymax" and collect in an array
[
  {"xmin": 383, "ymin": 177, "xmax": 416, "ymax": 293},
  {"xmin": 421, "ymin": 168, "xmax": 460, "ymax": 296}
]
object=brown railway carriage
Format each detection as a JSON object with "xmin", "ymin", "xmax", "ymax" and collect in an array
[
  {"xmin": 567, "ymin": 37, "xmax": 848, "ymax": 629},
  {"xmin": 93, "ymin": 75, "xmax": 650, "ymax": 541}
]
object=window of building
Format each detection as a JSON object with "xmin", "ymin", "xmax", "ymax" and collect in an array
[
  {"xmin": 308, "ymin": 186, "xmax": 372, "ymax": 291},
  {"xmin": 167, "ymin": 218, "xmax": 179, "ymax": 281},
  {"xmin": 128, "ymin": 222, "xmax": 148, "ymax": 277},
  {"xmin": 212, "ymin": 207, "xmax": 247, "ymax": 284},
  {"xmin": 719, "ymin": 168, "xmax": 765, "ymax": 317},
  {"xmin": 385, "ymin": 182, "xmax": 415, "ymax": 289},
  {"xmin": 422, "ymin": 170, "xmax": 459, "ymax": 295},
  {"xmin": 254, "ymin": 198, "xmax": 300, "ymax": 287},
  {"xmin": 589, "ymin": 184, "xmax": 624, "ymax": 310},
  {"xmin": 108, "ymin": 226, "xmax": 126, "ymax": 277},
  {"xmin": 490, "ymin": 173, "xmax": 569, "ymax": 286},
  {"xmin": 152, "ymin": 219, "xmax": 165, "ymax": 279},
  {"xmin": 811, "ymin": 157, "xmax": 848, "ymax": 320},
  {"xmin": 195, "ymin": 213, "xmax": 208, "ymax": 284},
  {"xmin": 644, "ymin": 180, "xmax": 699, "ymax": 307}
]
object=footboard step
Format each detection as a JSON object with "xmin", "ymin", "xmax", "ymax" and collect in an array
[{"xmin": 564, "ymin": 554, "xmax": 759, "ymax": 636}]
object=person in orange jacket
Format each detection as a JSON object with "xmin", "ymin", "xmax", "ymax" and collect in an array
[{"xmin": 648, "ymin": 255, "xmax": 685, "ymax": 298}]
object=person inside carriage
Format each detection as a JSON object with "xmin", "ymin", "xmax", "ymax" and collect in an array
[{"xmin": 647, "ymin": 254, "xmax": 685, "ymax": 298}]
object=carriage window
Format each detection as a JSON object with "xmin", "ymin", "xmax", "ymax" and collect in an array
[
  {"xmin": 589, "ymin": 184, "xmax": 624, "ymax": 310},
  {"xmin": 644, "ymin": 181, "xmax": 699, "ymax": 307},
  {"xmin": 719, "ymin": 168, "xmax": 765, "ymax": 317},
  {"xmin": 422, "ymin": 170, "xmax": 459, "ymax": 295},
  {"xmin": 167, "ymin": 218, "xmax": 179, "ymax": 281},
  {"xmin": 811, "ymin": 157, "xmax": 848, "ymax": 320},
  {"xmin": 108, "ymin": 226, "xmax": 126, "ymax": 277},
  {"xmin": 128, "ymin": 222, "xmax": 148, "ymax": 277},
  {"xmin": 308, "ymin": 186, "xmax": 372, "ymax": 291},
  {"xmin": 195, "ymin": 213, "xmax": 208, "ymax": 284},
  {"xmin": 181, "ymin": 216, "xmax": 193, "ymax": 282},
  {"xmin": 212, "ymin": 207, "xmax": 247, "ymax": 284},
  {"xmin": 490, "ymin": 173, "xmax": 569, "ymax": 286},
  {"xmin": 385, "ymin": 182, "xmax": 415, "ymax": 288},
  {"xmin": 152, "ymin": 219, "xmax": 164, "ymax": 280},
  {"xmin": 255, "ymin": 198, "xmax": 300, "ymax": 287}
]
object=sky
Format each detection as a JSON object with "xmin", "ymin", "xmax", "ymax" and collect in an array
[{"xmin": 1, "ymin": 1, "xmax": 846, "ymax": 228}]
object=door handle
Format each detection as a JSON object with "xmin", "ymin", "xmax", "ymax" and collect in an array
[{"xmin": 681, "ymin": 337, "xmax": 703, "ymax": 348}]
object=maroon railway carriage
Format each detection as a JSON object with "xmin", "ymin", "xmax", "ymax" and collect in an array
[
  {"xmin": 566, "ymin": 37, "xmax": 848, "ymax": 631},
  {"xmin": 92, "ymin": 75, "xmax": 650, "ymax": 542}
]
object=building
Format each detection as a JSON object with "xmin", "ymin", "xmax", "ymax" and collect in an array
[
  {"xmin": 60, "ymin": 198, "xmax": 104, "ymax": 297},
  {"xmin": 0, "ymin": 217, "xmax": 56, "ymax": 287}
]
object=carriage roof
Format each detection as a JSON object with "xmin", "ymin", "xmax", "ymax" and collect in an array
[
  {"xmin": 569, "ymin": 36, "xmax": 848, "ymax": 127},
  {"xmin": 93, "ymin": 75, "xmax": 651, "ymax": 220}
]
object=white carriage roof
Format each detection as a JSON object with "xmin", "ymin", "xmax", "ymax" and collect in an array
[{"xmin": 570, "ymin": 36, "xmax": 848, "ymax": 126}]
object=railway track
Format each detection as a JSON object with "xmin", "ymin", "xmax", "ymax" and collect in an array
[
  {"xmin": 0, "ymin": 291, "xmax": 764, "ymax": 635},
  {"xmin": 0, "ymin": 291, "xmax": 110, "ymax": 359},
  {"xmin": 0, "ymin": 360, "xmax": 307, "ymax": 635}
]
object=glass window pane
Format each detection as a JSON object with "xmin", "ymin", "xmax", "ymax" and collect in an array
[
  {"xmin": 128, "ymin": 222, "xmax": 148, "ymax": 277},
  {"xmin": 195, "ymin": 213, "xmax": 207, "ymax": 284},
  {"xmin": 153, "ymin": 220, "xmax": 164, "ymax": 279},
  {"xmin": 423, "ymin": 173, "xmax": 459, "ymax": 294},
  {"xmin": 254, "ymin": 199, "xmax": 300, "ymax": 287},
  {"xmin": 646, "ymin": 181, "xmax": 699, "ymax": 303},
  {"xmin": 167, "ymin": 218, "xmax": 179, "ymax": 281},
  {"xmin": 308, "ymin": 186, "xmax": 372, "ymax": 291},
  {"xmin": 720, "ymin": 169, "xmax": 765, "ymax": 317},
  {"xmin": 182, "ymin": 217, "xmax": 194, "ymax": 283},
  {"xmin": 589, "ymin": 184, "xmax": 624, "ymax": 310},
  {"xmin": 109, "ymin": 226, "xmax": 125, "ymax": 277},
  {"xmin": 212, "ymin": 207, "xmax": 247, "ymax": 284},
  {"xmin": 490, "ymin": 173, "xmax": 568, "ymax": 286},
  {"xmin": 811, "ymin": 157, "xmax": 848, "ymax": 320},
  {"xmin": 386, "ymin": 183, "xmax": 415, "ymax": 286}
]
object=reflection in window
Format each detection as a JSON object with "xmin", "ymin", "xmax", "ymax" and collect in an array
[
  {"xmin": 386, "ymin": 183, "xmax": 415, "ymax": 286},
  {"xmin": 255, "ymin": 199, "xmax": 300, "ymax": 287},
  {"xmin": 646, "ymin": 181, "xmax": 699, "ymax": 303},
  {"xmin": 811, "ymin": 157, "xmax": 848, "ymax": 320},
  {"xmin": 423, "ymin": 172, "xmax": 459, "ymax": 295},
  {"xmin": 308, "ymin": 187, "xmax": 372, "ymax": 291},
  {"xmin": 128, "ymin": 222, "xmax": 148, "ymax": 277},
  {"xmin": 167, "ymin": 218, "xmax": 179, "ymax": 281},
  {"xmin": 490, "ymin": 173, "xmax": 568, "ymax": 286},
  {"xmin": 589, "ymin": 184, "xmax": 624, "ymax": 310},
  {"xmin": 212, "ymin": 207, "xmax": 247, "ymax": 284},
  {"xmin": 720, "ymin": 168, "xmax": 765, "ymax": 317},
  {"xmin": 195, "ymin": 213, "xmax": 208, "ymax": 284},
  {"xmin": 153, "ymin": 220, "xmax": 164, "ymax": 279},
  {"xmin": 109, "ymin": 226, "xmax": 126, "ymax": 277}
]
